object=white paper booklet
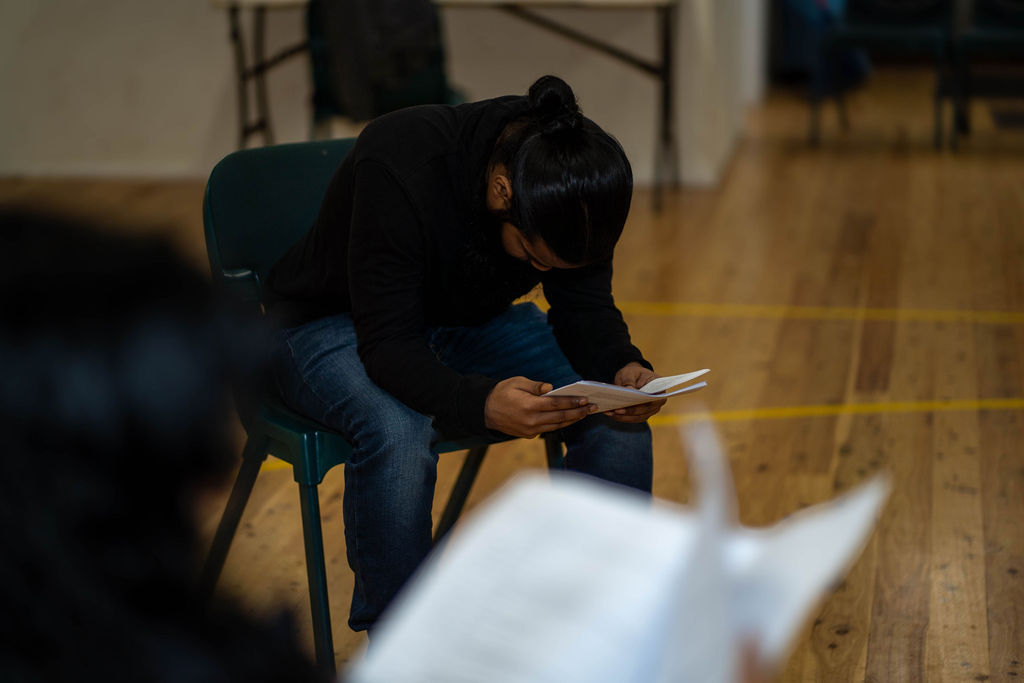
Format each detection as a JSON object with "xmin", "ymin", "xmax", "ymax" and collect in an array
[
  {"xmin": 543, "ymin": 368, "xmax": 710, "ymax": 411},
  {"xmin": 347, "ymin": 421, "xmax": 889, "ymax": 683}
]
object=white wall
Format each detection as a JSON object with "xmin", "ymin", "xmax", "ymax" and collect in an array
[
  {"xmin": 0, "ymin": 0, "xmax": 766, "ymax": 186},
  {"xmin": 739, "ymin": 0, "xmax": 768, "ymax": 106},
  {"xmin": 441, "ymin": 6, "xmax": 662, "ymax": 182},
  {"xmin": 0, "ymin": 0, "xmax": 310, "ymax": 177}
]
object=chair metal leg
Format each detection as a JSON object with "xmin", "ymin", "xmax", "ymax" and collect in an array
[
  {"xmin": 544, "ymin": 434, "xmax": 565, "ymax": 469},
  {"xmin": 836, "ymin": 93, "xmax": 850, "ymax": 131},
  {"xmin": 808, "ymin": 44, "xmax": 829, "ymax": 146},
  {"xmin": 298, "ymin": 482, "xmax": 335, "ymax": 677},
  {"xmin": 952, "ymin": 48, "xmax": 970, "ymax": 151},
  {"xmin": 809, "ymin": 94, "xmax": 822, "ymax": 146},
  {"xmin": 434, "ymin": 436, "xmax": 566, "ymax": 542},
  {"xmin": 434, "ymin": 445, "xmax": 488, "ymax": 542},
  {"xmin": 199, "ymin": 436, "xmax": 267, "ymax": 600},
  {"xmin": 933, "ymin": 46, "xmax": 945, "ymax": 150}
]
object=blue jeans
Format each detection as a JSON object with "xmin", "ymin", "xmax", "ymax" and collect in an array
[{"xmin": 272, "ymin": 302, "xmax": 652, "ymax": 631}]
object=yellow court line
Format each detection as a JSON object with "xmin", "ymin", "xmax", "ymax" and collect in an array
[
  {"xmin": 649, "ymin": 397, "xmax": 1024, "ymax": 427},
  {"xmin": 615, "ymin": 301, "xmax": 1024, "ymax": 325},
  {"xmin": 256, "ymin": 398, "xmax": 1024, "ymax": 472},
  {"xmin": 260, "ymin": 458, "xmax": 291, "ymax": 472}
]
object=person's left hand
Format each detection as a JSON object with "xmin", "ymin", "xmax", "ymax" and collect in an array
[{"xmin": 606, "ymin": 362, "xmax": 667, "ymax": 423}]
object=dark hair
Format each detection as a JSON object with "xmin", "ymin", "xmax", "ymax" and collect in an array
[
  {"xmin": 0, "ymin": 212, "xmax": 323, "ymax": 682},
  {"xmin": 489, "ymin": 75, "xmax": 633, "ymax": 265}
]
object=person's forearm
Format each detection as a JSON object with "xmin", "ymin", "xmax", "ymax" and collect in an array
[{"xmin": 359, "ymin": 336, "xmax": 497, "ymax": 437}]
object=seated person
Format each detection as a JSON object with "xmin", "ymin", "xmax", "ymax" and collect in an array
[{"xmin": 264, "ymin": 75, "xmax": 667, "ymax": 633}]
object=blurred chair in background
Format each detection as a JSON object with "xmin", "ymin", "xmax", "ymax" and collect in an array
[
  {"xmin": 805, "ymin": 0, "xmax": 955, "ymax": 147},
  {"xmin": 0, "ymin": 212, "xmax": 323, "ymax": 682},
  {"xmin": 306, "ymin": 0, "xmax": 463, "ymax": 138},
  {"xmin": 950, "ymin": 0, "xmax": 1024, "ymax": 148}
]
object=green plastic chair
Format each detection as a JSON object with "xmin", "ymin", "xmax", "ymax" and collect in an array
[{"xmin": 199, "ymin": 139, "xmax": 563, "ymax": 676}]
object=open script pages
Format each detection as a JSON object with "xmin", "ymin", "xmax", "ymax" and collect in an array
[
  {"xmin": 543, "ymin": 368, "xmax": 710, "ymax": 411},
  {"xmin": 347, "ymin": 422, "xmax": 889, "ymax": 683}
]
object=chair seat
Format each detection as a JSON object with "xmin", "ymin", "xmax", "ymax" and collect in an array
[
  {"xmin": 958, "ymin": 28, "xmax": 1024, "ymax": 50},
  {"xmin": 253, "ymin": 396, "xmax": 353, "ymax": 485},
  {"xmin": 253, "ymin": 392, "xmax": 515, "ymax": 485},
  {"xmin": 823, "ymin": 25, "xmax": 945, "ymax": 50}
]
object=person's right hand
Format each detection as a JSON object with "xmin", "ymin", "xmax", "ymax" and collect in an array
[{"xmin": 484, "ymin": 376, "xmax": 598, "ymax": 438}]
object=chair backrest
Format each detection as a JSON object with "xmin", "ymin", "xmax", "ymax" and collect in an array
[
  {"xmin": 971, "ymin": 0, "xmax": 1024, "ymax": 29},
  {"xmin": 202, "ymin": 139, "xmax": 357, "ymax": 304},
  {"xmin": 843, "ymin": 0, "xmax": 952, "ymax": 26}
]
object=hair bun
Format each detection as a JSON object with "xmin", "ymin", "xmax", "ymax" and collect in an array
[{"xmin": 527, "ymin": 75, "xmax": 582, "ymax": 135}]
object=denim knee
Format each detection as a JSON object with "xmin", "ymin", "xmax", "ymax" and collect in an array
[
  {"xmin": 561, "ymin": 415, "xmax": 653, "ymax": 493},
  {"xmin": 341, "ymin": 400, "xmax": 435, "ymax": 467}
]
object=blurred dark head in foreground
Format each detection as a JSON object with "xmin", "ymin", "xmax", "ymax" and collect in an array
[{"xmin": 0, "ymin": 212, "xmax": 322, "ymax": 682}]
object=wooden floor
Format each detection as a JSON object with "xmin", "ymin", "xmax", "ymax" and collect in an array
[{"xmin": 3, "ymin": 67, "xmax": 1022, "ymax": 681}]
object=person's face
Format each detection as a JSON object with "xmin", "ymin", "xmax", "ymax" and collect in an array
[
  {"xmin": 499, "ymin": 223, "xmax": 578, "ymax": 272},
  {"xmin": 486, "ymin": 164, "xmax": 580, "ymax": 272}
]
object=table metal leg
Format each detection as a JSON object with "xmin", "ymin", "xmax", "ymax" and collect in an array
[
  {"xmin": 654, "ymin": 4, "xmax": 678, "ymax": 212},
  {"xmin": 252, "ymin": 7, "xmax": 275, "ymax": 146},
  {"xmin": 223, "ymin": 5, "xmax": 310, "ymax": 149},
  {"xmin": 228, "ymin": 7, "xmax": 250, "ymax": 150}
]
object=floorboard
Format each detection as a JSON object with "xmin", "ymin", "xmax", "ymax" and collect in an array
[{"xmin": 3, "ymin": 66, "xmax": 1022, "ymax": 681}]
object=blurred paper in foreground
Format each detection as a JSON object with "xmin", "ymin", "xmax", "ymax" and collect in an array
[{"xmin": 347, "ymin": 422, "xmax": 889, "ymax": 683}]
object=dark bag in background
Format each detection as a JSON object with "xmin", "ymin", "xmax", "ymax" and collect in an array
[{"xmin": 308, "ymin": 0, "xmax": 460, "ymax": 122}]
